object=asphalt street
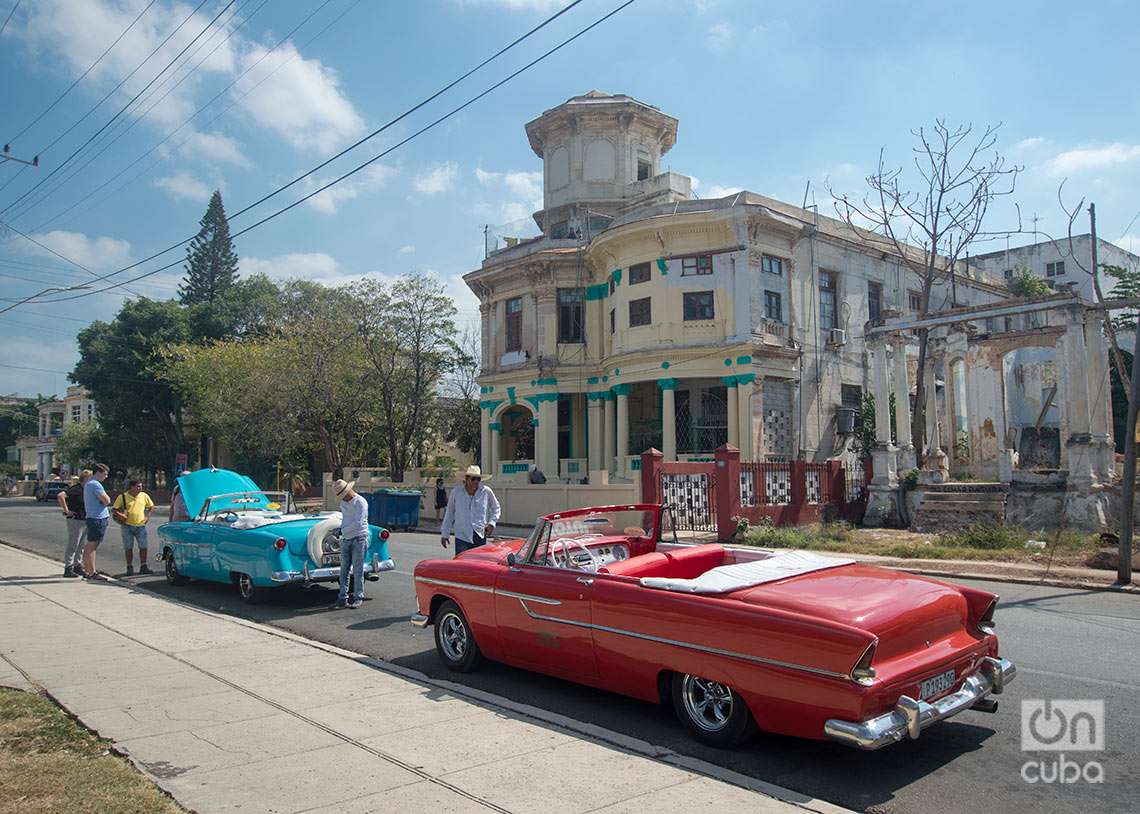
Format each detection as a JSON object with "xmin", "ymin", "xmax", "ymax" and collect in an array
[{"xmin": 2, "ymin": 496, "xmax": 1137, "ymax": 814}]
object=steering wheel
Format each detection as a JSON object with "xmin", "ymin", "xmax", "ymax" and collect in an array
[
  {"xmin": 215, "ymin": 511, "xmax": 239, "ymax": 524},
  {"xmin": 563, "ymin": 538, "xmax": 600, "ymax": 572}
]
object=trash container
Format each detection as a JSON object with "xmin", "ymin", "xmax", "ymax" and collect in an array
[{"xmin": 373, "ymin": 488, "xmax": 422, "ymax": 531}]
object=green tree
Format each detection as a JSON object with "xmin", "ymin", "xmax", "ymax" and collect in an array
[
  {"xmin": 356, "ymin": 273, "xmax": 458, "ymax": 480},
  {"xmin": 72, "ymin": 298, "xmax": 192, "ymax": 485},
  {"xmin": 1008, "ymin": 267, "xmax": 1052, "ymax": 298},
  {"xmin": 442, "ymin": 323, "xmax": 481, "ymax": 463},
  {"xmin": 54, "ymin": 420, "xmax": 102, "ymax": 470},
  {"xmin": 179, "ymin": 190, "xmax": 239, "ymax": 305},
  {"xmin": 187, "ymin": 273, "xmax": 282, "ymax": 341},
  {"xmin": 1103, "ymin": 263, "xmax": 1140, "ymax": 333},
  {"xmin": 0, "ymin": 397, "xmax": 47, "ymax": 450}
]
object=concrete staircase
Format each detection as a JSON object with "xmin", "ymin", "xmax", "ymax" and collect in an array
[{"xmin": 912, "ymin": 483, "xmax": 1008, "ymax": 532}]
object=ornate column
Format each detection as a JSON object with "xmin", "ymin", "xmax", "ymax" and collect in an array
[
  {"xmin": 920, "ymin": 352, "xmax": 949, "ymax": 483},
  {"xmin": 725, "ymin": 378, "xmax": 739, "ymax": 448},
  {"xmin": 480, "ymin": 408, "xmax": 491, "ymax": 474},
  {"xmin": 537, "ymin": 396, "xmax": 558, "ymax": 476},
  {"xmin": 1085, "ymin": 311, "xmax": 1115, "ymax": 481},
  {"xmin": 659, "ymin": 379, "xmax": 677, "ymax": 461},
  {"xmin": 587, "ymin": 396, "xmax": 603, "ymax": 473},
  {"xmin": 535, "ymin": 284, "xmax": 557, "ymax": 359},
  {"xmin": 738, "ymin": 374, "xmax": 755, "ymax": 459},
  {"xmin": 489, "ymin": 418, "xmax": 501, "ymax": 477},
  {"xmin": 603, "ymin": 394, "xmax": 615, "ymax": 473},
  {"xmin": 614, "ymin": 384, "xmax": 631, "ymax": 475},
  {"xmin": 892, "ymin": 337, "xmax": 916, "ymax": 470},
  {"xmin": 1061, "ymin": 312, "xmax": 1096, "ymax": 487},
  {"xmin": 863, "ymin": 338, "xmax": 900, "ymax": 526}
]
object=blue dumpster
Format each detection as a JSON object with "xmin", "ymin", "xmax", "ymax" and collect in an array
[{"xmin": 373, "ymin": 488, "xmax": 421, "ymax": 531}]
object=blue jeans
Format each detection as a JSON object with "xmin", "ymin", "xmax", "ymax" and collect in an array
[
  {"xmin": 337, "ymin": 534, "xmax": 368, "ymax": 603},
  {"xmin": 454, "ymin": 532, "xmax": 485, "ymax": 557}
]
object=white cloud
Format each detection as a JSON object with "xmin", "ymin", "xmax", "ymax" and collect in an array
[
  {"xmin": 455, "ymin": 0, "xmax": 571, "ymax": 10},
  {"xmin": 1112, "ymin": 234, "xmax": 1140, "ymax": 254},
  {"xmin": 1046, "ymin": 143, "xmax": 1140, "ymax": 176},
  {"xmin": 302, "ymin": 164, "xmax": 398, "ymax": 215},
  {"xmin": 180, "ymin": 130, "xmax": 247, "ymax": 166},
  {"xmin": 473, "ymin": 167, "xmax": 542, "ymax": 226},
  {"xmin": 413, "ymin": 162, "xmax": 459, "ymax": 196},
  {"xmin": 703, "ymin": 184, "xmax": 744, "ymax": 199},
  {"xmin": 241, "ymin": 252, "xmax": 343, "ymax": 283},
  {"xmin": 1013, "ymin": 136, "xmax": 1045, "ymax": 152},
  {"xmin": 706, "ymin": 22, "xmax": 733, "ymax": 50},
  {"xmin": 23, "ymin": 230, "xmax": 131, "ymax": 271},
  {"xmin": 234, "ymin": 41, "xmax": 364, "ymax": 153},
  {"xmin": 154, "ymin": 172, "xmax": 211, "ymax": 202},
  {"xmin": 398, "ymin": 245, "xmax": 416, "ymax": 254},
  {"xmin": 13, "ymin": 1, "xmax": 237, "ymax": 129}
]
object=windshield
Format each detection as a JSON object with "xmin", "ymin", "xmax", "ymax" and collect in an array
[
  {"xmin": 549, "ymin": 509, "xmax": 656, "ymax": 541},
  {"xmin": 199, "ymin": 491, "xmax": 297, "ymax": 519}
]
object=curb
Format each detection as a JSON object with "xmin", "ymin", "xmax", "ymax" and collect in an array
[{"xmin": 0, "ymin": 540, "xmax": 850, "ymax": 814}]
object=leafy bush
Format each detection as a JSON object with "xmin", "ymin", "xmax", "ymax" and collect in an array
[
  {"xmin": 939, "ymin": 524, "xmax": 1028, "ymax": 551},
  {"xmin": 743, "ymin": 522, "xmax": 852, "ymax": 549},
  {"xmin": 900, "ymin": 468, "xmax": 919, "ymax": 491}
]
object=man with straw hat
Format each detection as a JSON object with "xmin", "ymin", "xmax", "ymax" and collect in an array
[
  {"xmin": 329, "ymin": 477, "xmax": 369, "ymax": 610},
  {"xmin": 440, "ymin": 465, "xmax": 500, "ymax": 557}
]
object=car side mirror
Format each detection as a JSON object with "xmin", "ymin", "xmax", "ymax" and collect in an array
[{"xmin": 506, "ymin": 553, "xmax": 518, "ymax": 567}]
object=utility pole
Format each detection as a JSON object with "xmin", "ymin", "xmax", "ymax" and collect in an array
[
  {"xmin": 1119, "ymin": 319, "xmax": 1139, "ymax": 585},
  {"xmin": 1090, "ymin": 203, "xmax": 1099, "ymax": 291},
  {"xmin": 1, "ymin": 144, "xmax": 39, "ymax": 167}
]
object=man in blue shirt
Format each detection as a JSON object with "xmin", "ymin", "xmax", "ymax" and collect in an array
[
  {"xmin": 441, "ymin": 466, "xmax": 501, "ymax": 556},
  {"xmin": 329, "ymin": 478, "xmax": 369, "ymax": 610},
  {"xmin": 82, "ymin": 463, "xmax": 112, "ymax": 580}
]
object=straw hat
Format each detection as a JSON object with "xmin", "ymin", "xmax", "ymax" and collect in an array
[
  {"xmin": 332, "ymin": 478, "xmax": 355, "ymax": 498},
  {"xmin": 464, "ymin": 465, "xmax": 487, "ymax": 480}
]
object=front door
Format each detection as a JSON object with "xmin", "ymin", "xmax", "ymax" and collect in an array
[
  {"xmin": 177, "ymin": 522, "xmax": 215, "ymax": 578},
  {"xmin": 494, "ymin": 561, "xmax": 597, "ymax": 680}
]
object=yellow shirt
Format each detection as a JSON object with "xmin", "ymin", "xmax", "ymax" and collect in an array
[{"xmin": 113, "ymin": 491, "xmax": 154, "ymax": 526}]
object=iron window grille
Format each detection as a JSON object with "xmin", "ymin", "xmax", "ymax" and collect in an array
[
  {"xmin": 557, "ymin": 288, "xmax": 585, "ymax": 343},
  {"xmin": 629, "ymin": 296, "xmax": 652, "ymax": 327}
]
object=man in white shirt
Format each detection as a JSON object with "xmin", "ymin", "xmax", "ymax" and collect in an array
[
  {"xmin": 440, "ymin": 465, "xmax": 501, "ymax": 556},
  {"xmin": 330, "ymin": 478, "xmax": 370, "ymax": 609}
]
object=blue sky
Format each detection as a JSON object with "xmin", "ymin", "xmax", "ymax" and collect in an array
[{"xmin": 1, "ymin": 0, "xmax": 1137, "ymax": 397}]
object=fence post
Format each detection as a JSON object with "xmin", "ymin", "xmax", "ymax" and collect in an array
[
  {"xmin": 714, "ymin": 444, "xmax": 740, "ymax": 543},
  {"xmin": 828, "ymin": 459, "xmax": 846, "ymax": 506},
  {"xmin": 790, "ymin": 459, "xmax": 807, "ymax": 523},
  {"xmin": 640, "ymin": 448, "xmax": 663, "ymax": 504}
]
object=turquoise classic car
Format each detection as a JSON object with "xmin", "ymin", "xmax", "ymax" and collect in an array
[{"xmin": 158, "ymin": 468, "xmax": 394, "ymax": 603}]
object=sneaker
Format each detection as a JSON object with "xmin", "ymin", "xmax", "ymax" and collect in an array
[
  {"xmin": 73, "ymin": 565, "xmax": 87, "ymax": 578},
  {"xmin": 125, "ymin": 565, "xmax": 135, "ymax": 576},
  {"xmin": 138, "ymin": 565, "xmax": 152, "ymax": 575},
  {"xmin": 85, "ymin": 572, "xmax": 108, "ymax": 581},
  {"xmin": 328, "ymin": 600, "xmax": 348, "ymax": 610},
  {"xmin": 348, "ymin": 598, "xmax": 363, "ymax": 609},
  {"xmin": 62, "ymin": 566, "xmax": 78, "ymax": 578}
]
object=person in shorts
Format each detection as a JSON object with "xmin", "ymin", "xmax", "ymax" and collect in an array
[
  {"xmin": 82, "ymin": 463, "xmax": 112, "ymax": 580},
  {"xmin": 113, "ymin": 480, "xmax": 154, "ymax": 575},
  {"xmin": 57, "ymin": 470, "xmax": 90, "ymax": 578}
]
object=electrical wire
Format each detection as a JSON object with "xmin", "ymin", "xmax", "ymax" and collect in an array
[
  {"xmin": 0, "ymin": 0, "xmax": 19, "ymax": 37},
  {"xmin": 5, "ymin": 0, "xmax": 160, "ymax": 147},
  {"xmin": 1, "ymin": 0, "xmax": 226, "ymax": 217},
  {"xmin": 23, "ymin": 0, "xmax": 342, "ymax": 235},
  {"xmin": 1, "ymin": 0, "xmax": 628, "ymax": 312}
]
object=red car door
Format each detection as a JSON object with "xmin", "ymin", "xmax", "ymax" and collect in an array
[{"xmin": 494, "ymin": 562, "xmax": 598, "ymax": 681}]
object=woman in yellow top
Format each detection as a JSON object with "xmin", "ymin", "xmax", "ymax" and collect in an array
[{"xmin": 112, "ymin": 480, "xmax": 154, "ymax": 576}]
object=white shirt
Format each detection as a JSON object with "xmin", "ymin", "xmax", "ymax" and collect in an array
[
  {"xmin": 340, "ymin": 493, "xmax": 369, "ymax": 540},
  {"xmin": 440, "ymin": 483, "xmax": 501, "ymax": 542}
]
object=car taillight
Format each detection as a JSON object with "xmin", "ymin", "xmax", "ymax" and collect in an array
[
  {"xmin": 851, "ymin": 640, "xmax": 877, "ymax": 685},
  {"xmin": 274, "ymin": 538, "xmax": 286, "ymax": 551},
  {"xmin": 379, "ymin": 529, "xmax": 390, "ymax": 540},
  {"xmin": 977, "ymin": 597, "xmax": 997, "ymax": 635}
]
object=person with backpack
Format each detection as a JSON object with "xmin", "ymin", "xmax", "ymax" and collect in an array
[
  {"xmin": 57, "ymin": 470, "xmax": 90, "ymax": 578},
  {"xmin": 112, "ymin": 480, "xmax": 154, "ymax": 576}
]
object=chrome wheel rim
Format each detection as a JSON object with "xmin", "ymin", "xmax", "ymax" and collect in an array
[
  {"xmin": 682, "ymin": 675, "xmax": 734, "ymax": 732},
  {"xmin": 165, "ymin": 555, "xmax": 176, "ymax": 581},
  {"xmin": 238, "ymin": 574, "xmax": 253, "ymax": 597},
  {"xmin": 438, "ymin": 611, "xmax": 468, "ymax": 662}
]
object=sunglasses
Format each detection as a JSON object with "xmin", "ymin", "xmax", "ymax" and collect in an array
[{"xmin": 466, "ymin": 476, "xmax": 481, "ymax": 482}]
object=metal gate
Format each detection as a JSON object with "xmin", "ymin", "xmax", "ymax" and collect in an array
[{"xmin": 660, "ymin": 470, "xmax": 716, "ymax": 532}]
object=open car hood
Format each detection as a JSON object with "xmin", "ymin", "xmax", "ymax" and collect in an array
[{"xmin": 176, "ymin": 468, "xmax": 261, "ymax": 518}]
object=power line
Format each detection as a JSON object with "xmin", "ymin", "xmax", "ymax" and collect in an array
[
  {"xmin": 0, "ymin": 0, "xmax": 19, "ymax": 37},
  {"xmin": 7, "ymin": 0, "xmax": 262, "ymax": 224},
  {"xmin": 1, "ymin": 0, "xmax": 611, "ymax": 310},
  {"xmin": 0, "ymin": 0, "xmax": 223, "ymax": 217},
  {"xmin": 6, "ymin": 0, "xmax": 159, "ymax": 147},
  {"xmin": 25, "ymin": 0, "xmax": 346, "ymax": 234},
  {"xmin": 0, "ymin": 220, "xmax": 144, "ymax": 297}
]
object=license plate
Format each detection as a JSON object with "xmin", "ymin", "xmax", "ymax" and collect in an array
[{"xmin": 920, "ymin": 669, "xmax": 956, "ymax": 699}]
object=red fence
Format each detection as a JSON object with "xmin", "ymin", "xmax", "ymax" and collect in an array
[{"xmin": 641, "ymin": 446, "xmax": 866, "ymax": 541}]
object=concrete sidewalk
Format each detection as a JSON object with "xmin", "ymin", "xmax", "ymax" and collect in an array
[{"xmin": 0, "ymin": 543, "xmax": 834, "ymax": 814}]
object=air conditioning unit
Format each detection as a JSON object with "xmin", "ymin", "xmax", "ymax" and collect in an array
[{"xmin": 829, "ymin": 328, "xmax": 847, "ymax": 346}]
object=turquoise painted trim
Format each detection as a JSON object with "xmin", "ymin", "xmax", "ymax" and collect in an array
[
  {"xmin": 523, "ymin": 392, "xmax": 560, "ymax": 409},
  {"xmin": 601, "ymin": 390, "xmax": 615, "ymax": 401},
  {"xmin": 535, "ymin": 377, "xmax": 557, "ymax": 387},
  {"xmin": 656, "ymin": 257, "xmax": 668, "ymax": 275},
  {"xmin": 502, "ymin": 462, "xmax": 529, "ymax": 473},
  {"xmin": 661, "ymin": 361, "xmax": 670, "ymax": 369},
  {"xmin": 722, "ymin": 376, "xmax": 739, "ymax": 387},
  {"xmin": 530, "ymin": 418, "xmax": 540, "ymax": 427},
  {"xmin": 612, "ymin": 383, "xmax": 633, "ymax": 396},
  {"xmin": 602, "ymin": 375, "xmax": 609, "ymax": 382},
  {"xmin": 480, "ymin": 399, "xmax": 504, "ymax": 413},
  {"xmin": 507, "ymin": 386, "xmax": 517, "ymax": 405},
  {"xmin": 488, "ymin": 421, "xmax": 501, "ymax": 431},
  {"xmin": 737, "ymin": 372, "xmax": 756, "ymax": 385},
  {"xmin": 587, "ymin": 376, "xmax": 599, "ymax": 384},
  {"xmin": 657, "ymin": 378, "xmax": 678, "ymax": 391},
  {"xmin": 585, "ymin": 282, "xmax": 609, "ymax": 301},
  {"xmin": 610, "ymin": 268, "xmax": 622, "ymax": 286},
  {"xmin": 737, "ymin": 355, "xmax": 752, "ymax": 365},
  {"xmin": 723, "ymin": 358, "xmax": 732, "ymax": 367},
  {"xmin": 630, "ymin": 458, "xmax": 642, "ymax": 471}
]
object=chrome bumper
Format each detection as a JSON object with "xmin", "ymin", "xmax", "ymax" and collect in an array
[
  {"xmin": 410, "ymin": 613, "xmax": 430, "ymax": 628},
  {"xmin": 271, "ymin": 556, "xmax": 395, "ymax": 584},
  {"xmin": 824, "ymin": 656, "xmax": 1016, "ymax": 750}
]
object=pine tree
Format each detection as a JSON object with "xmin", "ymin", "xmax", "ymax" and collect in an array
[{"xmin": 179, "ymin": 190, "xmax": 239, "ymax": 304}]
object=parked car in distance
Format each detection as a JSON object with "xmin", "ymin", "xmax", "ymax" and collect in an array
[
  {"xmin": 411, "ymin": 504, "xmax": 1015, "ymax": 749},
  {"xmin": 158, "ymin": 468, "xmax": 394, "ymax": 603},
  {"xmin": 35, "ymin": 479, "xmax": 69, "ymax": 502}
]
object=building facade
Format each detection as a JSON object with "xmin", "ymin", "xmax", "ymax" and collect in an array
[
  {"xmin": 972, "ymin": 235, "xmax": 1139, "ymax": 302},
  {"xmin": 466, "ymin": 92, "xmax": 1009, "ymax": 482},
  {"xmin": 18, "ymin": 386, "xmax": 96, "ymax": 478}
]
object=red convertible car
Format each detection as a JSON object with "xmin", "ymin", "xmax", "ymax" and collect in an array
[{"xmin": 411, "ymin": 504, "xmax": 1015, "ymax": 749}]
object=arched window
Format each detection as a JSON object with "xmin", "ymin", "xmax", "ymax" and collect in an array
[{"xmin": 584, "ymin": 139, "xmax": 615, "ymax": 181}]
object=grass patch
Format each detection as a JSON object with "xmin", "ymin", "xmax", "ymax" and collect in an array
[
  {"xmin": 0, "ymin": 687, "xmax": 184, "ymax": 814},
  {"xmin": 739, "ymin": 521, "xmax": 1099, "ymax": 563}
]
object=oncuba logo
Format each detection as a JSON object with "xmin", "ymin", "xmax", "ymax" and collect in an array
[{"xmin": 1020, "ymin": 699, "xmax": 1105, "ymax": 784}]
